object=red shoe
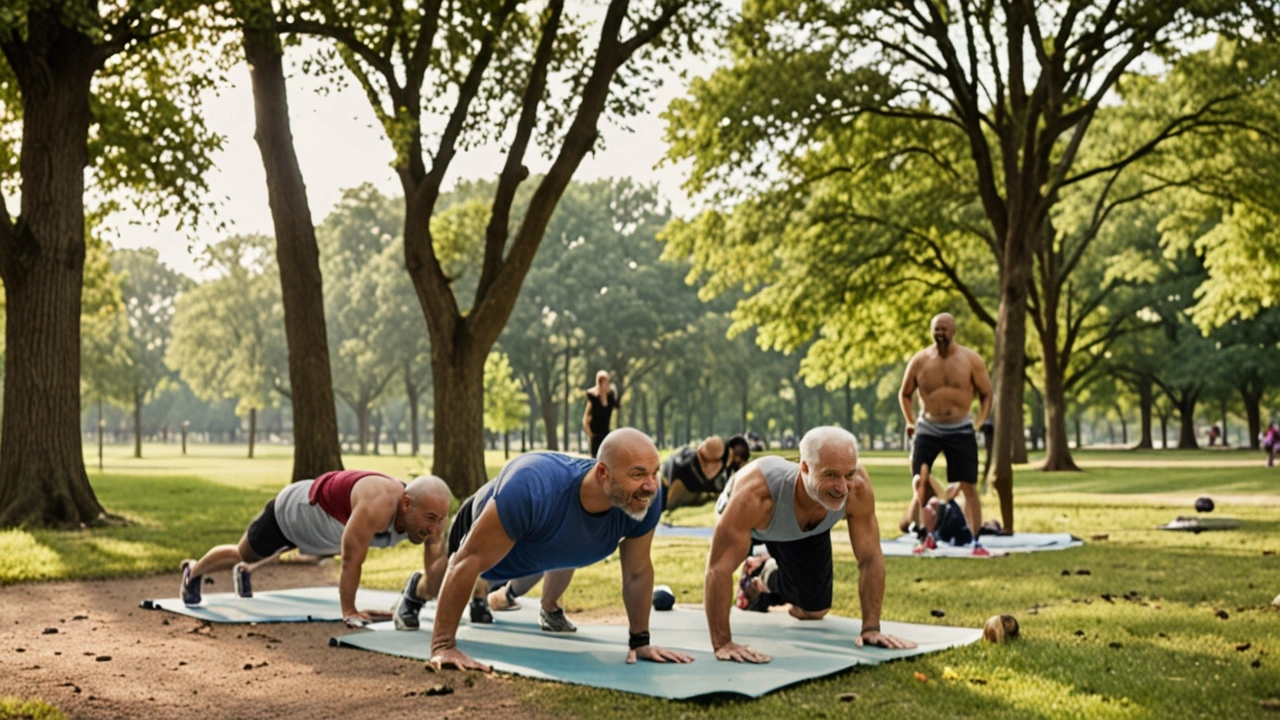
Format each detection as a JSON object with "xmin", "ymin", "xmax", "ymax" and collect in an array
[
  {"xmin": 912, "ymin": 535, "xmax": 937, "ymax": 555},
  {"xmin": 972, "ymin": 544, "xmax": 991, "ymax": 557}
]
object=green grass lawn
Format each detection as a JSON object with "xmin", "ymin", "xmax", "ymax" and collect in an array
[{"xmin": 5, "ymin": 442, "xmax": 1280, "ymax": 719}]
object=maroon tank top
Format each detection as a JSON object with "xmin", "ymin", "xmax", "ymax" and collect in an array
[{"xmin": 307, "ymin": 470, "xmax": 393, "ymax": 524}]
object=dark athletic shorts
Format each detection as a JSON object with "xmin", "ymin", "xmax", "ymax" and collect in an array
[
  {"xmin": 245, "ymin": 499, "xmax": 296, "ymax": 559},
  {"xmin": 447, "ymin": 495, "xmax": 478, "ymax": 556},
  {"xmin": 911, "ymin": 428, "xmax": 979, "ymax": 484},
  {"xmin": 933, "ymin": 499, "xmax": 973, "ymax": 546},
  {"xmin": 759, "ymin": 531, "xmax": 833, "ymax": 612}
]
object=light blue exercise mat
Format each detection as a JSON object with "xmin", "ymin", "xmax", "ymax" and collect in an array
[
  {"xmin": 881, "ymin": 532, "xmax": 1083, "ymax": 558},
  {"xmin": 654, "ymin": 523, "xmax": 714, "ymax": 539},
  {"xmin": 140, "ymin": 586, "xmax": 404, "ymax": 623},
  {"xmin": 655, "ymin": 524, "xmax": 1082, "ymax": 559},
  {"xmin": 332, "ymin": 603, "xmax": 982, "ymax": 699}
]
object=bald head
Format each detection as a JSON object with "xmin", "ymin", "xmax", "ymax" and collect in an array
[
  {"xmin": 405, "ymin": 475, "xmax": 452, "ymax": 504},
  {"xmin": 398, "ymin": 475, "xmax": 451, "ymax": 545},
  {"xmin": 597, "ymin": 427, "xmax": 658, "ymax": 471},
  {"xmin": 931, "ymin": 313, "xmax": 956, "ymax": 348}
]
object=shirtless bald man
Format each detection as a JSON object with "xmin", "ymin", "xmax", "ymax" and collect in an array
[{"xmin": 900, "ymin": 313, "xmax": 994, "ymax": 556}]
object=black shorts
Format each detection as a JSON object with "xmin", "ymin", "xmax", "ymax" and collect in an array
[
  {"xmin": 589, "ymin": 434, "xmax": 607, "ymax": 458},
  {"xmin": 245, "ymin": 499, "xmax": 296, "ymax": 559},
  {"xmin": 912, "ymin": 428, "xmax": 979, "ymax": 484},
  {"xmin": 447, "ymin": 495, "xmax": 478, "ymax": 556},
  {"xmin": 760, "ymin": 531, "xmax": 833, "ymax": 613},
  {"xmin": 933, "ymin": 500, "xmax": 973, "ymax": 545}
]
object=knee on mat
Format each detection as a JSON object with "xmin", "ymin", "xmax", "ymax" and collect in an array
[{"xmin": 788, "ymin": 606, "xmax": 829, "ymax": 620}]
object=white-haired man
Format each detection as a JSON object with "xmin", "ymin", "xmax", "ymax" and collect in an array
[
  {"xmin": 394, "ymin": 428, "xmax": 695, "ymax": 671},
  {"xmin": 705, "ymin": 426, "xmax": 916, "ymax": 663}
]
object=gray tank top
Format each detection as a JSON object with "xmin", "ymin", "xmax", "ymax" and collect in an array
[
  {"xmin": 273, "ymin": 480, "xmax": 409, "ymax": 556},
  {"xmin": 716, "ymin": 456, "xmax": 844, "ymax": 543}
]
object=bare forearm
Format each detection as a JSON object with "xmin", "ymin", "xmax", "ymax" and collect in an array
[
  {"xmin": 857, "ymin": 558, "xmax": 886, "ymax": 629},
  {"xmin": 704, "ymin": 566, "xmax": 735, "ymax": 649},
  {"xmin": 899, "ymin": 394, "xmax": 915, "ymax": 426},
  {"xmin": 431, "ymin": 558, "xmax": 483, "ymax": 654},
  {"xmin": 622, "ymin": 568, "xmax": 653, "ymax": 635},
  {"xmin": 338, "ymin": 555, "xmax": 363, "ymax": 615}
]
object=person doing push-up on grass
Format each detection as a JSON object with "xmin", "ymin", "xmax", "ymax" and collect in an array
[
  {"xmin": 705, "ymin": 426, "xmax": 915, "ymax": 663},
  {"xmin": 179, "ymin": 471, "xmax": 451, "ymax": 627},
  {"xmin": 393, "ymin": 428, "xmax": 695, "ymax": 671}
]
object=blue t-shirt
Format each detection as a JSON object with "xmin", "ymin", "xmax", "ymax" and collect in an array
[{"xmin": 472, "ymin": 452, "xmax": 661, "ymax": 582}]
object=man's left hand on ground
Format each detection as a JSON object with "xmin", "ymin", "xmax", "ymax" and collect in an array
[
  {"xmin": 856, "ymin": 630, "xmax": 917, "ymax": 649},
  {"xmin": 627, "ymin": 644, "xmax": 696, "ymax": 664}
]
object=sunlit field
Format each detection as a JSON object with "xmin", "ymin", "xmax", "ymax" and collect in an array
[{"xmin": 2, "ymin": 443, "xmax": 1277, "ymax": 718}]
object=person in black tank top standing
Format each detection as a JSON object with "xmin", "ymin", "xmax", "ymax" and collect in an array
[{"xmin": 583, "ymin": 370, "xmax": 619, "ymax": 457}]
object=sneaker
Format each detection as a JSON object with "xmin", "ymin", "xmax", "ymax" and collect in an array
[
  {"xmin": 972, "ymin": 543, "xmax": 991, "ymax": 557},
  {"xmin": 180, "ymin": 560, "xmax": 202, "ymax": 606},
  {"xmin": 538, "ymin": 607, "xmax": 577, "ymax": 632},
  {"xmin": 489, "ymin": 584, "xmax": 520, "ymax": 611},
  {"xmin": 232, "ymin": 562, "xmax": 253, "ymax": 598},
  {"xmin": 912, "ymin": 535, "xmax": 937, "ymax": 555},
  {"xmin": 470, "ymin": 597, "xmax": 494, "ymax": 625},
  {"xmin": 393, "ymin": 571, "xmax": 425, "ymax": 631}
]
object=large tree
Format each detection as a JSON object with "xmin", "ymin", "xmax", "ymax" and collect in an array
[
  {"xmin": 273, "ymin": 0, "xmax": 715, "ymax": 495},
  {"xmin": 664, "ymin": 1, "xmax": 1271, "ymax": 530},
  {"xmin": 0, "ymin": 2, "xmax": 218, "ymax": 527},
  {"xmin": 232, "ymin": 0, "xmax": 345, "ymax": 480}
]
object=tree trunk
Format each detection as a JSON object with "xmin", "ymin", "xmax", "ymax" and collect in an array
[
  {"xmin": 1135, "ymin": 376, "xmax": 1154, "ymax": 449},
  {"xmin": 133, "ymin": 389, "xmax": 144, "ymax": 459},
  {"xmin": 562, "ymin": 345, "xmax": 572, "ymax": 453},
  {"xmin": 991, "ymin": 242, "xmax": 1031, "ymax": 533},
  {"xmin": 430, "ymin": 347, "xmax": 489, "ymax": 497},
  {"xmin": 248, "ymin": 408, "xmax": 257, "ymax": 459},
  {"xmin": 1241, "ymin": 385, "xmax": 1262, "ymax": 449},
  {"xmin": 1074, "ymin": 414, "xmax": 1082, "ymax": 449},
  {"xmin": 657, "ymin": 396, "xmax": 673, "ymax": 449},
  {"xmin": 406, "ymin": 367, "xmax": 421, "ymax": 455},
  {"xmin": 0, "ymin": 22, "xmax": 109, "ymax": 528},
  {"xmin": 537, "ymin": 375, "xmax": 559, "ymax": 452},
  {"xmin": 356, "ymin": 404, "xmax": 369, "ymax": 455},
  {"xmin": 372, "ymin": 409, "xmax": 382, "ymax": 455},
  {"xmin": 1159, "ymin": 411, "xmax": 1169, "ymax": 449},
  {"xmin": 1117, "ymin": 406, "xmax": 1128, "ymax": 446},
  {"xmin": 1175, "ymin": 392, "xmax": 1199, "ymax": 449},
  {"xmin": 243, "ymin": 19, "xmax": 344, "ymax": 481},
  {"xmin": 1039, "ymin": 350, "xmax": 1078, "ymax": 470},
  {"xmin": 1218, "ymin": 397, "xmax": 1229, "ymax": 447}
]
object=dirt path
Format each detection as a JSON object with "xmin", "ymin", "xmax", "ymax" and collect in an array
[{"xmin": 2, "ymin": 564, "xmax": 560, "ymax": 720}]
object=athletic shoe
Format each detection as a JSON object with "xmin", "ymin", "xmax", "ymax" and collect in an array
[
  {"xmin": 469, "ymin": 597, "xmax": 494, "ymax": 625},
  {"xmin": 393, "ymin": 571, "xmax": 425, "ymax": 630},
  {"xmin": 538, "ymin": 607, "xmax": 577, "ymax": 632},
  {"xmin": 232, "ymin": 562, "xmax": 253, "ymax": 598},
  {"xmin": 912, "ymin": 535, "xmax": 937, "ymax": 555},
  {"xmin": 180, "ymin": 560, "xmax": 202, "ymax": 606},
  {"xmin": 972, "ymin": 543, "xmax": 991, "ymax": 557}
]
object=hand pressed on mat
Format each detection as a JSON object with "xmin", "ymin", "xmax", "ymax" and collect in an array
[
  {"xmin": 855, "ymin": 628, "xmax": 916, "ymax": 649},
  {"xmin": 627, "ymin": 644, "xmax": 695, "ymax": 664},
  {"xmin": 714, "ymin": 641, "xmax": 771, "ymax": 664},
  {"xmin": 430, "ymin": 646, "xmax": 490, "ymax": 672}
]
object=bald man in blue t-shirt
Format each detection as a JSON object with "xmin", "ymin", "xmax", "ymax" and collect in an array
[{"xmin": 394, "ymin": 428, "xmax": 695, "ymax": 672}]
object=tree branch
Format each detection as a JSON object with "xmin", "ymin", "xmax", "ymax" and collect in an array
[{"xmin": 477, "ymin": 0, "xmax": 565, "ymax": 302}]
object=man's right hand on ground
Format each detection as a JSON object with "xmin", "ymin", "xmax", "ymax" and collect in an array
[
  {"xmin": 714, "ymin": 641, "xmax": 771, "ymax": 664},
  {"xmin": 430, "ymin": 646, "xmax": 491, "ymax": 672}
]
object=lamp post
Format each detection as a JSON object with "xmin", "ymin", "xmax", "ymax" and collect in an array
[{"xmin": 181, "ymin": 420, "xmax": 190, "ymax": 456}]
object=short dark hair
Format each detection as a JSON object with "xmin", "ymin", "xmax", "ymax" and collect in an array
[{"xmin": 726, "ymin": 434, "xmax": 750, "ymax": 461}]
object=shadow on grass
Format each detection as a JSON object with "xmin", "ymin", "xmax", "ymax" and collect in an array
[{"xmin": 0, "ymin": 473, "xmax": 276, "ymax": 584}]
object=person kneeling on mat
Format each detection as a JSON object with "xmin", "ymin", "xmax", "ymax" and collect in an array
[
  {"xmin": 179, "ymin": 471, "xmax": 451, "ymax": 628},
  {"xmin": 393, "ymin": 428, "xmax": 695, "ymax": 671},
  {"xmin": 662, "ymin": 435, "xmax": 751, "ymax": 512},
  {"xmin": 706, "ymin": 426, "xmax": 916, "ymax": 663},
  {"xmin": 898, "ymin": 464, "xmax": 972, "ymax": 553}
]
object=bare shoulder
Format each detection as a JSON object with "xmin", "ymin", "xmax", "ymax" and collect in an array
[
  {"xmin": 962, "ymin": 345, "xmax": 988, "ymax": 368},
  {"xmin": 844, "ymin": 466, "xmax": 877, "ymax": 518},
  {"xmin": 720, "ymin": 462, "xmax": 774, "ymax": 525}
]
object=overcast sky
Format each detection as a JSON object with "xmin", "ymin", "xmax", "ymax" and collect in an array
[{"xmin": 103, "ymin": 43, "xmax": 709, "ymax": 280}]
